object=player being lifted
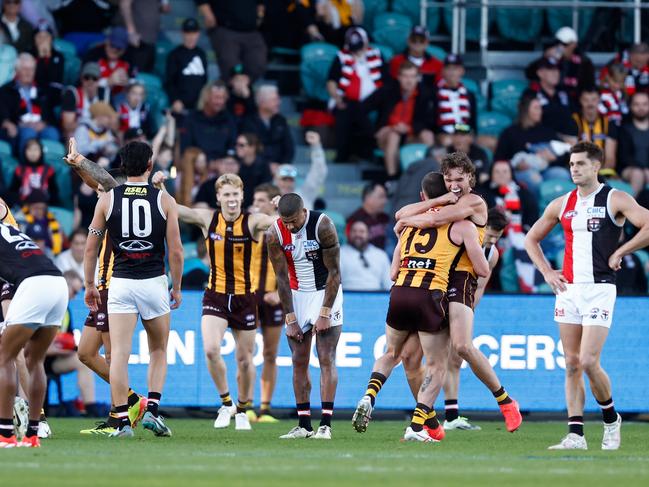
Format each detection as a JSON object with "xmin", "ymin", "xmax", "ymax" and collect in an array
[
  {"xmin": 525, "ymin": 141, "xmax": 649, "ymax": 450},
  {"xmin": 85, "ymin": 141, "xmax": 184, "ymax": 438},
  {"xmin": 63, "ymin": 138, "xmax": 148, "ymax": 435},
  {"xmin": 0, "ymin": 219, "xmax": 69, "ymax": 448},
  {"xmin": 353, "ymin": 153, "xmax": 521, "ymax": 433},
  {"xmin": 153, "ymin": 171, "xmax": 276, "ymax": 431},
  {"xmin": 266, "ymin": 194, "xmax": 343, "ymax": 440}
]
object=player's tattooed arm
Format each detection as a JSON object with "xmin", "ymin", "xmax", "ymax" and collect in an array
[
  {"xmin": 319, "ymin": 216, "xmax": 341, "ymax": 308},
  {"xmin": 524, "ymin": 196, "xmax": 566, "ymax": 293},
  {"xmin": 64, "ymin": 137, "xmax": 118, "ymax": 191},
  {"xmin": 84, "ymin": 193, "xmax": 109, "ymax": 311},
  {"xmin": 266, "ymin": 227, "xmax": 294, "ymax": 316}
]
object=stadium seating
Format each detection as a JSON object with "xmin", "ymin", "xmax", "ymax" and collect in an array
[
  {"xmin": 491, "ymin": 79, "xmax": 529, "ymax": 119},
  {"xmin": 0, "ymin": 44, "xmax": 17, "ymax": 86},
  {"xmin": 41, "ymin": 140, "xmax": 67, "ymax": 168},
  {"xmin": 607, "ymin": 179, "xmax": 634, "ymax": 195},
  {"xmin": 546, "ymin": 4, "xmax": 595, "ymax": 40},
  {"xmin": 400, "ymin": 143, "xmax": 428, "ymax": 170},
  {"xmin": 494, "ymin": 7, "xmax": 543, "ymax": 43},
  {"xmin": 393, "ymin": 0, "xmax": 440, "ymax": 34},
  {"xmin": 372, "ymin": 44, "xmax": 394, "ymax": 63},
  {"xmin": 54, "ymin": 38, "xmax": 78, "ymax": 59},
  {"xmin": 55, "ymin": 166, "xmax": 73, "ymax": 209},
  {"xmin": 539, "ymin": 178, "xmax": 575, "ymax": 211},
  {"xmin": 327, "ymin": 210, "xmax": 347, "ymax": 244},
  {"xmin": 499, "ymin": 247, "xmax": 519, "ymax": 292},
  {"xmin": 426, "ymin": 45, "xmax": 446, "ymax": 61},
  {"xmin": 477, "ymin": 110, "xmax": 512, "ymax": 137},
  {"xmin": 154, "ymin": 38, "xmax": 175, "ymax": 79},
  {"xmin": 300, "ymin": 42, "xmax": 339, "ymax": 102},
  {"xmin": 372, "ymin": 12, "xmax": 413, "ymax": 54},
  {"xmin": 1, "ymin": 155, "xmax": 18, "ymax": 188},
  {"xmin": 635, "ymin": 249, "xmax": 649, "ymax": 283},
  {"xmin": 362, "ymin": 0, "xmax": 389, "ymax": 34},
  {"xmin": 183, "ymin": 241, "xmax": 198, "ymax": 259},
  {"xmin": 0, "ymin": 140, "xmax": 12, "ymax": 158},
  {"xmin": 462, "ymin": 77, "xmax": 487, "ymax": 111},
  {"xmin": 48, "ymin": 206, "xmax": 74, "ymax": 236},
  {"xmin": 62, "ymin": 56, "xmax": 82, "ymax": 86},
  {"xmin": 443, "ymin": 1, "xmax": 491, "ymax": 42}
]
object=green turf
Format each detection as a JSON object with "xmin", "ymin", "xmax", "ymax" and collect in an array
[{"xmin": 1, "ymin": 419, "xmax": 648, "ymax": 486}]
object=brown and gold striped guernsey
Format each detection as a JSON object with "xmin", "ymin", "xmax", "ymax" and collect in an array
[
  {"xmin": 1, "ymin": 201, "xmax": 18, "ymax": 228},
  {"xmin": 97, "ymin": 232, "xmax": 114, "ymax": 291},
  {"xmin": 395, "ymin": 221, "xmax": 462, "ymax": 291},
  {"xmin": 206, "ymin": 211, "xmax": 259, "ymax": 295},
  {"xmin": 253, "ymin": 233, "xmax": 277, "ymax": 294},
  {"xmin": 450, "ymin": 223, "xmax": 486, "ymax": 278}
]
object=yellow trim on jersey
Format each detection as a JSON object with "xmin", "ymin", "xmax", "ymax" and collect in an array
[{"xmin": 452, "ymin": 224, "xmax": 486, "ymax": 276}]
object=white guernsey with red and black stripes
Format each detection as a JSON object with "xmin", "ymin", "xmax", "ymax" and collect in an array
[
  {"xmin": 274, "ymin": 210, "xmax": 329, "ymax": 292},
  {"xmin": 559, "ymin": 184, "xmax": 623, "ymax": 284}
]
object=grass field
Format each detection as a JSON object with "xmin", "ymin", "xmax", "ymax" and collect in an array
[{"xmin": 1, "ymin": 419, "xmax": 648, "ymax": 486}]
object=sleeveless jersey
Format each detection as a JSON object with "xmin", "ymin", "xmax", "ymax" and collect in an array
[
  {"xmin": 451, "ymin": 224, "xmax": 486, "ymax": 277},
  {"xmin": 0, "ymin": 221, "xmax": 62, "ymax": 287},
  {"xmin": 395, "ymin": 222, "xmax": 462, "ymax": 291},
  {"xmin": 206, "ymin": 212, "xmax": 258, "ymax": 295},
  {"xmin": 559, "ymin": 184, "xmax": 622, "ymax": 284},
  {"xmin": 275, "ymin": 210, "xmax": 330, "ymax": 292},
  {"xmin": 106, "ymin": 183, "xmax": 167, "ymax": 280},
  {"xmin": 254, "ymin": 232, "xmax": 277, "ymax": 294},
  {"xmin": 96, "ymin": 233, "xmax": 114, "ymax": 291}
]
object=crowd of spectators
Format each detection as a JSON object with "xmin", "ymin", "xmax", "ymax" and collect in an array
[{"xmin": 0, "ymin": 0, "xmax": 648, "ymax": 306}]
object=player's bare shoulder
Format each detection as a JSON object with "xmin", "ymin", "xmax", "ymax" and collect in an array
[{"xmin": 317, "ymin": 214, "xmax": 340, "ymax": 249}]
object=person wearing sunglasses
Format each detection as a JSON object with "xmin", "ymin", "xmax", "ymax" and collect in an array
[{"xmin": 60, "ymin": 62, "xmax": 112, "ymax": 138}]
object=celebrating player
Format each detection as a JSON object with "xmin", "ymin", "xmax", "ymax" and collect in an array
[
  {"xmin": 266, "ymin": 194, "xmax": 343, "ymax": 440},
  {"xmin": 442, "ymin": 208, "xmax": 508, "ymax": 431},
  {"xmin": 251, "ymin": 183, "xmax": 284, "ymax": 423},
  {"xmin": 525, "ymin": 141, "xmax": 649, "ymax": 450},
  {"xmin": 63, "ymin": 139, "xmax": 147, "ymax": 436},
  {"xmin": 84, "ymin": 141, "xmax": 184, "ymax": 438},
  {"xmin": 0, "ymin": 220, "xmax": 69, "ymax": 448},
  {"xmin": 391, "ymin": 153, "xmax": 522, "ymax": 433},
  {"xmin": 153, "ymin": 171, "xmax": 275, "ymax": 431}
]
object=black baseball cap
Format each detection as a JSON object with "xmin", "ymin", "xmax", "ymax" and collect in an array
[
  {"xmin": 410, "ymin": 25, "xmax": 429, "ymax": 41},
  {"xmin": 182, "ymin": 18, "xmax": 200, "ymax": 33},
  {"xmin": 230, "ymin": 63, "xmax": 247, "ymax": 78},
  {"xmin": 124, "ymin": 127, "xmax": 145, "ymax": 140},
  {"xmin": 444, "ymin": 54, "xmax": 463, "ymax": 66}
]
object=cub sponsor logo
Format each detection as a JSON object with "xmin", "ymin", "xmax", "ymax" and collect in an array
[
  {"xmin": 587, "ymin": 206, "xmax": 606, "ymax": 218},
  {"xmin": 303, "ymin": 240, "xmax": 320, "ymax": 252}
]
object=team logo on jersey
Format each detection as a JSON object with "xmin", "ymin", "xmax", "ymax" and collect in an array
[
  {"xmin": 97, "ymin": 313, "xmax": 106, "ymax": 320},
  {"xmin": 332, "ymin": 310, "xmax": 341, "ymax": 321},
  {"xmin": 119, "ymin": 239, "xmax": 154, "ymax": 251},
  {"xmin": 564, "ymin": 210, "xmax": 577, "ymax": 219},
  {"xmin": 587, "ymin": 206, "xmax": 606, "ymax": 218},
  {"xmin": 209, "ymin": 232, "xmax": 223, "ymax": 241},
  {"xmin": 587, "ymin": 218, "xmax": 602, "ymax": 232},
  {"xmin": 283, "ymin": 244, "xmax": 295, "ymax": 251},
  {"xmin": 15, "ymin": 240, "xmax": 39, "ymax": 251},
  {"xmin": 303, "ymin": 240, "xmax": 320, "ymax": 252},
  {"xmin": 600, "ymin": 309, "xmax": 610, "ymax": 321}
]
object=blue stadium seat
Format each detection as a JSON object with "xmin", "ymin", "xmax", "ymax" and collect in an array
[
  {"xmin": 499, "ymin": 247, "xmax": 519, "ymax": 292},
  {"xmin": 443, "ymin": 1, "xmax": 491, "ymax": 42},
  {"xmin": 371, "ymin": 43, "xmax": 394, "ymax": 62},
  {"xmin": 48, "ymin": 206, "xmax": 74, "ymax": 237},
  {"xmin": 607, "ymin": 179, "xmax": 634, "ymax": 195},
  {"xmin": 154, "ymin": 39, "xmax": 175, "ymax": 79},
  {"xmin": 62, "ymin": 56, "xmax": 82, "ymax": 86},
  {"xmin": 490, "ymin": 79, "xmax": 528, "ymax": 119},
  {"xmin": 1, "ymin": 155, "xmax": 18, "ymax": 188},
  {"xmin": 41, "ymin": 139, "xmax": 66, "ymax": 162},
  {"xmin": 400, "ymin": 143, "xmax": 428, "ymax": 170},
  {"xmin": 495, "ymin": 7, "xmax": 543, "ymax": 43},
  {"xmin": 462, "ymin": 77, "xmax": 486, "ymax": 111},
  {"xmin": 393, "ymin": 0, "xmax": 440, "ymax": 34},
  {"xmin": 477, "ymin": 111, "xmax": 512, "ymax": 137},
  {"xmin": 53, "ymin": 38, "xmax": 77, "ymax": 59},
  {"xmin": 55, "ymin": 166, "xmax": 73, "ymax": 209},
  {"xmin": 362, "ymin": 0, "xmax": 389, "ymax": 33},
  {"xmin": 300, "ymin": 42, "xmax": 339, "ymax": 102},
  {"xmin": 183, "ymin": 241, "xmax": 198, "ymax": 259},
  {"xmin": 546, "ymin": 5, "xmax": 595, "ymax": 40},
  {"xmin": 327, "ymin": 210, "xmax": 347, "ymax": 245},
  {"xmin": 426, "ymin": 45, "xmax": 446, "ymax": 61},
  {"xmin": 136, "ymin": 72, "xmax": 163, "ymax": 91},
  {"xmin": 635, "ymin": 249, "xmax": 649, "ymax": 285},
  {"xmin": 372, "ymin": 13, "xmax": 413, "ymax": 54},
  {"xmin": 0, "ymin": 44, "xmax": 17, "ymax": 86},
  {"xmin": 0, "ymin": 140, "xmax": 12, "ymax": 158},
  {"xmin": 539, "ymin": 178, "xmax": 575, "ymax": 210}
]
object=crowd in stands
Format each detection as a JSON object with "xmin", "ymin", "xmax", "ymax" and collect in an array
[{"xmin": 0, "ymin": 0, "xmax": 648, "ymax": 301}]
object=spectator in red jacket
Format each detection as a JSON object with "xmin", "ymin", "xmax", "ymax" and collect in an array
[
  {"xmin": 8, "ymin": 138, "xmax": 59, "ymax": 206},
  {"xmin": 389, "ymin": 26, "xmax": 443, "ymax": 83},
  {"xmin": 83, "ymin": 26, "xmax": 132, "ymax": 96},
  {"xmin": 117, "ymin": 81, "xmax": 153, "ymax": 139}
]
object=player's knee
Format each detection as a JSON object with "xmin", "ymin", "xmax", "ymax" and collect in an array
[
  {"xmin": 236, "ymin": 353, "xmax": 252, "ymax": 372},
  {"xmin": 579, "ymin": 354, "xmax": 599, "ymax": 374},
  {"xmin": 292, "ymin": 353, "xmax": 310, "ymax": 371},
  {"xmin": 564, "ymin": 354, "xmax": 582, "ymax": 374},
  {"xmin": 401, "ymin": 353, "xmax": 420, "ymax": 373},
  {"xmin": 318, "ymin": 353, "xmax": 335, "ymax": 370},
  {"xmin": 453, "ymin": 342, "xmax": 473, "ymax": 360},
  {"xmin": 77, "ymin": 349, "xmax": 94, "ymax": 367},
  {"xmin": 263, "ymin": 347, "xmax": 277, "ymax": 364},
  {"xmin": 205, "ymin": 347, "xmax": 222, "ymax": 363}
]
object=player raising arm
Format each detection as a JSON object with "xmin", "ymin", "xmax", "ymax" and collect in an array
[{"xmin": 525, "ymin": 141, "xmax": 649, "ymax": 451}]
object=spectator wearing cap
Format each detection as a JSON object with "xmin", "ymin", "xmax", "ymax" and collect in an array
[
  {"xmin": 165, "ymin": 18, "xmax": 208, "ymax": 115},
  {"xmin": 0, "ymin": 52, "xmax": 59, "ymax": 153},
  {"xmin": 73, "ymin": 101, "xmax": 119, "ymax": 163},
  {"xmin": 227, "ymin": 64, "xmax": 255, "ymax": 122},
  {"xmin": 617, "ymin": 92, "xmax": 649, "ymax": 195},
  {"xmin": 117, "ymin": 81, "xmax": 153, "ymax": 139},
  {"xmin": 120, "ymin": 0, "xmax": 170, "ymax": 73},
  {"xmin": 571, "ymin": 86, "xmax": 618, "ymax": 169},
  {"xmin": 20, "ymin": 188, "xmax": 63, "ymax": 255},
  {"xmin": 83, "ymin": 26, "xmax": 132, "ymax": 95},
  {"xmin": 602, "ymin": 43, "xmax": 649, "ymax": 97},
  {"xmin": 181, "ymin": 80, "xmax": 237, "ymax": 162},
  {"xmin": 234, "ymin": 133, "xmax": 272, "ymax": 208},
  {"xmin": 1, "ymin": 0, "xmax": 33, "ymax": 54},
  {"xmin": 522, "ymin": 57, "xmax": 577, "ymax": 140},
  {"xmin": 446, "ymin": 123, "xmax": 490, "ymax": 185},
  {"xmin": 240, "ymin": 84, "xmax": 294, "ymax": 165},
  {"xmin": 273, "ymin": 130, "xmax": 327, "ymax": 210},
  {"xmin": 327, "ymin": 26, "xmax": 386, "ymax": 162},
  {"xmin": 599, "ymin": 63, "xmax": 629, "ymax": 125},
  {"xmin": 429, "ymin": 54, "xmax": 477, "ymax": 146},
  {"xmin": 310, "ymin": 0, "xmax": 364, "ymax": 47},
  {"xmin": 363, "ymin": 60, "xmax": 433, "ymax": 178},
  {"xmin": 124, "ymin": 127, "xmax": 147, "ymax": 144},
  {"xmin": 340, "ymin": 220, "xmax": 392, "ymax": 291},
  {"xmin": 526, "ymin": 27, "xmax": 595, "ymax": 104},
  {"xmin": 60, "ymin": 62, "xmax": 111, "ymax": 138},
  {"xmin": 389, "ymin": 26, "xmax": 443, "ymax": 82},
  {"xmin": 8, "ymin": 138, "xmax": 59, "ymax": 206},
  {"xmin": 346, "ymin": 181, "xmax": 389, "ymax": 250},
  {"xmin": 196, "ymin": 0, "xmax": 268, "ymax": 83},
  {"xmin": 32, "ymin": 20, "xmax": 64, "ymax": 104}
]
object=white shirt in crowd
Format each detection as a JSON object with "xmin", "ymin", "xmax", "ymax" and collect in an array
[
  {"xmin": 55, "ymin": 250, "xmax": 84, "ymax": 278},
  {"xmin": 340, "ymin": 243, "xmax": 393, "ymax": 291}
]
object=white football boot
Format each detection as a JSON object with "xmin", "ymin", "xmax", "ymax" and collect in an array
[
  {"xmin": 213, "ymin": 404, "xmax": 237, "ymax": 429},
  {"xmin": 403, "ymin": 427, "xmax": 439, "ymax": 443},
  {"xmin": 548, "ymin": 433, "xmax": 588, "ymax": 450},
  {"xmin": 235, "ymin": 412, "xmax": 252, "ymax": 431},
  {"xmin": 352, "ymin": 395, "xmax": 373, "ymax": 433},
  {"xmin": 313, "ymin": 425, "xmax": 332, "ymax": 439},
  {"xmin": 601, "ymin": 414, "xmax": 622, "ymax": 450},
  {"xmin": 279, "ymin": 426, "xmax": 315, "ymax": 439}
]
